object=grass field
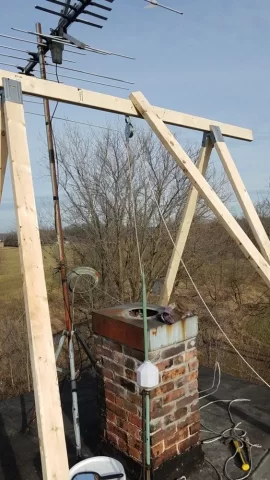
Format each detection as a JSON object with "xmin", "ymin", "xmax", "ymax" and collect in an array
[{"xmin": 0, "ymin": 245, "xmax": 66, "ymax": 332}]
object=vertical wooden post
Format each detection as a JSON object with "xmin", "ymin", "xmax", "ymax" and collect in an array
[
  {"xmin": 210, "ymin": 125, "xmax": 270, "ymax": 263},
  {"xmin": 130, "ymin": 91, "xmax": 270, "ymax": 289},
  {"xmin": 2, "ymin": 78, "xmax": 69, "ymax": 480},
  {"xmin": 160, "ymin": 134, "xmax": 213, "ymax": 305},
  {"xmin": 0, "ymin": 93, "xmax": 8, "ymax": 201}
]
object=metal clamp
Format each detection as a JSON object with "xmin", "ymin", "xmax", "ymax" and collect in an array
[{"xmin": 125, "ymin": 115, "xmax": 134, "ymax": 141}]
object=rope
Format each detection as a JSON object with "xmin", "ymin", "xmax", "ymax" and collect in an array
[
  {"xmin": 125, "ymin": 117, "xmax": 143, "ymax": 276},
  {"xmin": 140, "ymin": 162, "xmax": 270, "ymax": 388}
]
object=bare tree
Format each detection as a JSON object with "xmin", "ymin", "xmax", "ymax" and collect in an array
[{"xmin": 53, "ymin": 123, "xmax": 229, "ymax": 305}]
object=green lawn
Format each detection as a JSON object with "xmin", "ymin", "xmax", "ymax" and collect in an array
[{"xmin": 0, "ymin": 245, "xmax": 67, "ymax": 331}]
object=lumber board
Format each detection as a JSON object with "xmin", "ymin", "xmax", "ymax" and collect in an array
[
  {"xmin": 160, "ymin": 134, "xmax": 213, "ymax": 305},
  {"xmin": 0, "ymin": 70, "xmax": 253, "ymax": 141},
  {"xmin": 0, "ymin": 96, "xmax": 8, "ymax": 201},
  {"xmin": 130, "ymin": 91, "xmax": 270, "ymax": 289},
  {"xmin": 3, "ymin": 79, "xmax": 69, "ymax": 480},
  {"xmin": 211, "ymin": 126, "xmax": 270, "ymax": 264}
]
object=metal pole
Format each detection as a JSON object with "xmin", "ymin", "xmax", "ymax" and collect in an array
[
  {"xmin": 69, "ymin": 331, "xmax": 82, "ymax": 458},
  {"xmin": 36, "ymin": 22, "xmax": 72, "ymax": 332}
]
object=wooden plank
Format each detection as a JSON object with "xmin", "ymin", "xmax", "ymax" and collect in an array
[
  {"xmin": 211, "ymin": 125, "xmax": 270, "ymax": 264},
  {"xmin": 130, "ymin": 91, "xmax": 270, "ymax": 289},
  {"xmin": 0, "ymin": 95, "xmax": 8, "ymax": 201},
  {"xmin": 2, "ymin": 78, "xmax": 69, "ymax": 480},
  {"xmin": 160, "ymin": 134, "xmax": 213, "ymax": 305},
  {"xmin": 0, "ymin": 70, "xmax": 253, "ymax": 141}
]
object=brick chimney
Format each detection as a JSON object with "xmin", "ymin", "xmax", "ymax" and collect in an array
[{"xmin": 93, "ymin": 303, "xmax": 202, "ymax": 480}]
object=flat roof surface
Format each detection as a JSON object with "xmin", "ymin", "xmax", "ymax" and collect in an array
[{"xmin": 0, "ymin": 366, "xmax": 269, "ymax": 479}]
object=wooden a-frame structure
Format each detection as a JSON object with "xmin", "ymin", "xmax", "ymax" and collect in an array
[{"xmin": 0, "ymin": 69, "xmax": 269, "ymax": 479}]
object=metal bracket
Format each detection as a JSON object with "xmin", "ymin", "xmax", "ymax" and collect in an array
[
  {"xmin": 210, "ymin": 125, "xmax": 225, "ymax": 144},
  {"xmin": 2, "ymin": 79, "xmax": 23, "ymax": 104},
  {"xmin": 125, "ymin": 115, "xmax": 134, "ymax": 141},
  {"xmin": 201, "ymin": 131, "xmax": 211, "ymax": 147},
  {"xmin": 62, "ymin": 31, "xmax": 86, "ymax": 49}
]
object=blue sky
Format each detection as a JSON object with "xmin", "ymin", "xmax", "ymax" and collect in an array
[{"xmin": 1, "ymin": 0, "xmax": 270, "ymax": 231}]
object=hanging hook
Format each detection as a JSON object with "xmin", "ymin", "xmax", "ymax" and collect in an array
[{"xmin": 125, "ymin": 115, "xmax": 134, "ymax": 141}]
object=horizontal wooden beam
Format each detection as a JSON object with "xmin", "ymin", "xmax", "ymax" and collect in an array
[{"xmin": 0, "ymin": 70, "xmax": 253, "ymax": 141}]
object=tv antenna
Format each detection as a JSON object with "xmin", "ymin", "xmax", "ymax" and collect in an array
[
  {"xmin": 0, "ymin": 0, "xmax": 135, "ymax": 460},
  {"xmin": 144, "ymin": 0, "xmax": 183, "ymax": 15}
]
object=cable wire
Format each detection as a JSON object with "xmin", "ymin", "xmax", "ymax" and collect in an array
[{"xmin": 141, "ymin": 164, "xmax": 270, "ymax": 388}]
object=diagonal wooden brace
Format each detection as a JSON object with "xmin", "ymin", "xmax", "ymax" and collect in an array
[
  {"xmin": 210, "ymin": 125, "xmax": 270, "ymax": 264},
  {"xmin": 0, "ymin": 92, "xmax": 8, "ymax": 201},
  {"xmin": 130, "ymin": 91, "xmax": 270, "ymax": 289},
  {"xmin": 160, "ymin": 133, "xmax": 213, "ymax": 305}
]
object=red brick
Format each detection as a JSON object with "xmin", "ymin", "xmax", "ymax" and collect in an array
[
  {"xmin": 151, "ymin": 441, "xmax": 164, "ymax": 457},
  {"xmin": 164, "ymin": 426, "xmax": 189, "ymax": 449},
  {"xmin": 175, "ymin": 412, "xmax": 197, "ymax": 431},
  {"xmin": 175, "ymin": 375, "xmax": 187, "ymax": 388},
  {"xmin": 150, "ymin": 382, "xmax": 174, "ymax": 399},
  {"xmin": 105, "ymin": 380, "xmax": 125, "ymax": 398},
  {"xmin": 176, "ymin": 393, "xmax": 198, "ymax": 410},
  {"xmin": 156, "ymin": 358, "xmax": 173, "ymax": 372},
  {"xmin": 163, "ymin": 388, "xmax": 185, "ymax": 405},
  {"xmin": 105, "ymin": 391, "xmax": 115, "ymax": 404},
  {"xmin": 103, "ymin": 337, "xmax": 122, "ymax": 353},
  {"xmin": 107, "ymin": 421, "xmax": 127, "ymax": 442},
  {"xmin": 164, "ymin": 407, "xmax": 187, "ymax": 426},
  {"xmin": 190, "ymin": 410, "xmax": 200, "ymax": 423},
  {"xmin": 151, "ymin": 424, "xmax": 176, "ymax": 446},
  {"xmin": 107, "ymin": 410, "xmax": 117, "ymax": 424},
  {"xmin": 116, "ymin": 420, "xmax": 141, "ymax": 440},
  {"xmin": 128, "ymin": 445, "xmax": 142, "ymax": 462},
  {"xmin": 178, "ymin": 432, "xmax": 199, "ymax": 453},
  {"xmin": 122, "ymin": 346, "xmax": 144, "ymax": 362},
  {"xmin": 190, "ymin": 399, "xmax": 199, "ymax": 412},
  {"xmin": 103, "ymin": 368, "xmax": 114, "ymax": 381},
  {"xmin": 124, "ymin": 356, "xmax": 137, "ymax": 370},
  {"xmin": 106, "ymin": 400, "xmax": 127, "ymax": 420},
  {"xmin": 128, "ymin": 412, "xmax": 142, "ymax": 429},
  {"xmin": 115, "ymin": 374, "xmax": 137, "ymax": 394},
  {"xmin": 150, "ymin": 419, "xmax": 162, "ymax": 434},
  {"xmin": 160, "ymin": 343, "xmax": 185, "ymax": 360},
  {"xmin": 187, "ymin": 371, "xmax": 198, "ymax": 381},
  {"xmin": 185, "ymin": 349, "xmax": 197, "ymax": 361},
  {"xmin": 151, "ymin": 402, "xmax": 175, "ymax": 420},
  {"xmin": 125, "ymin": 368, "xmax": 137, "ymax": 382},
  {"xmin": 173, "ymin": 353, "xmax": 185, "ymax": 365},
  {"xmin": 188, "ymin": 380, "xmax": 198, "ymax": 393},
  {"xmin": 151, "ymin": 398, "xmax": 163, "ymax": 412},
  {"xmin": 103, "ymin": 357, "xmax": 124, "ymax": 376},
  {"xmin": 115, "ymin": 396, "xmax": 138, "ymax": 415},
  {"xmin": 189, "ymin": 360, "xmax": 199, "ymax": 372},
  {"xmin": 189, "ymin": 422, "xmax": 200, "ymax": 435},
  {"xmin": 107, "ymin": 431, "xmax": 118, "ymax": 446},
  {"xmin": 149, "ymin": 350, "xmax": 161, "ymax": 362},
  {"xmin": 98, "ymin": 345, "xmax": 113, "ymax": 358},
  {"xmin": 118, "ymin": 438, "xmax": 128, "ymax": 454},
  {"xmin": 152, "ymin": 445, "xmax": 178, "ymax": 469},
  {"xmin": 126, "ymin": 391, "xmax": 142, "ymax": 407},
  {"xmin": 113, "ymin": 351, "xmax": 124, "ymax": 364},
  {"xmin": 186, "ymin": 339, "xmax": 196, "ymax": 350},
  {"xmin": 128, "ymin": 436, "xmax": 143, "ymax": 451},
  {"xmin": 162, "ymin": 366, "xmax": 186, "ymax": 383}
]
